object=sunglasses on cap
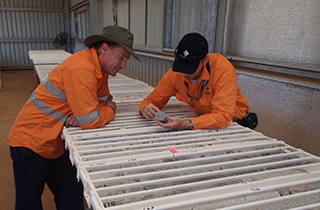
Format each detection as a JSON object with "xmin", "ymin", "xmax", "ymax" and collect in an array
[{"xmin": 174, "ymin": 48, "xmax": 208, "ymax": 63}]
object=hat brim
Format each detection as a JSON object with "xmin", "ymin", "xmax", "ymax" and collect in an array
[
  {"xmin": 84, "ymin": 35, "xmax": 140, "ymax": 61},
  {"xmin": 172, "ymin": 59, "xmax": 200, "ymax": 75}
]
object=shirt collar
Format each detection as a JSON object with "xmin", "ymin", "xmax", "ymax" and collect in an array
[
  {"xmin": 88, "ymin": 47, "xmax": 103, "ymax": 79},
  {"xmin": 199, "ymin": 62, "xmax": 210, "ymax": 80}
]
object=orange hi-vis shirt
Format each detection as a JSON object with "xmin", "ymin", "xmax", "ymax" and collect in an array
[
  {"xmin": 139, "ymin": 53, "xmax": 249, "ymax": 130},
  {"xmin": 7, "ymin": 48, "xmax": 115, "ymax": 159}
]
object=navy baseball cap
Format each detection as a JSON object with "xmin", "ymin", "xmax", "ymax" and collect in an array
[{"xmin": 172, "ymin": 33, "xmax": 208, "ymax": 75}]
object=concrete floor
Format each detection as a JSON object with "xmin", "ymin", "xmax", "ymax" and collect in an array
[{"xmin": 0, "ymin": 70, "xmax": 56, "ymax": 209}]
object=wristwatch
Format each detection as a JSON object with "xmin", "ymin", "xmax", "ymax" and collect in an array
[{"xmin": 187, "ymin": 120, "xmax": 194, "ymax": 130}]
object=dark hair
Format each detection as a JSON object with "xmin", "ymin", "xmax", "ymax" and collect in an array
[{"xmin": 94, "ymin": 41, "xmax": 119, "ymax": 55}]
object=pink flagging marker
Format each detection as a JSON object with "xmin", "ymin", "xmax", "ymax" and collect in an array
[{"xmin": 170, "ymin": 147, "xmax": 178, "ymax": 160}]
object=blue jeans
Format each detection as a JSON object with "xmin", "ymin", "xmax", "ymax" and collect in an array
[{"xmin": 10, "ymin": 146, "xmax": 84, "ymax": 210}]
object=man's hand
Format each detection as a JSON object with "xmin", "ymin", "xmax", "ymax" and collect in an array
[
  {"xmin": 65, "ymin": 114, "xmax": 80, "ymax": 127},
  {"xmin": 155, "ymin": 115, "xmax": 191, "ymax": 130},
  {"xmin": 140, "ymin": 103, "xmax": 160, "ymax": 119},
  {"xmin": 106, "ymin": 95, "xmax": 117, "ymax": 113}
]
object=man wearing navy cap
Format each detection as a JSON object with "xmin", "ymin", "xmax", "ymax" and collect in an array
[{"xmin": 139, "ymin": 32, "xmax": 257, "ymax": 130}]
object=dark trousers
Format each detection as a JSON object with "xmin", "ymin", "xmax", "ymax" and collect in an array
[{"xmin": 10, "ymin": 146, "xmax": 84, "ymax": 210}]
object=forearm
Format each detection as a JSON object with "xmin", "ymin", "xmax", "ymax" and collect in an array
[
  {"xmin": 79, "ymin": 105, "xmax": 115, "ymax": 129},
  {"xmin": 190, "ymin": 111, "xmax": 232, "ymax": 130},
  {"xmin": 139, "ymin": 71, "xmax": 177, "ymax": 112}
]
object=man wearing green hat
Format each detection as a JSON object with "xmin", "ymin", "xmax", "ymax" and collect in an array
[{"xmin": 7, "ymin": 25, "xmax": 139, "ymax": 210}]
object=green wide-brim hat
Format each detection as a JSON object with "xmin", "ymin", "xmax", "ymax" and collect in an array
[{"xmin": 84, "ymin": 25, "xmax": 140, "ymax": 61}]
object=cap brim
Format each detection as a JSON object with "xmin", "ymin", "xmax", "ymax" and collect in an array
[
  {"xmin": 172, "ymin": 59, "xmax": 200, "ymax": 75},
  {"xmin": 84, "ymin": 35, "xmax": 140, "ymax": 61}
]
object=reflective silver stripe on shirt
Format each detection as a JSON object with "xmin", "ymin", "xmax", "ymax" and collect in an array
[
  {"xmin": 75, "ymin": 109, "xmax": 100, "ymax": 125},
  {"xmin": 30, "ymin": 92, "xmax": 67, "ymax": 123},
  {"xmin": 98, "ymin": 95, "xmax": 110, "ymax": 101},
  {"xmin": 43, "ymin": 77, "xmax": 67, "ymax": 102}
]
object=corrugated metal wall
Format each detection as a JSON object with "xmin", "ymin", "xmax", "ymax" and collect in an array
[
  {"xmin": 0, "ymin": 0, "xmax": 65, "ymax": 68},
  {"xmin": 123, "ymin": 54, "xmax": 173, "ymax": 88},
  {"xmin": 69, "ymin": 1, "xmax": 89, "ymax": 53}
]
